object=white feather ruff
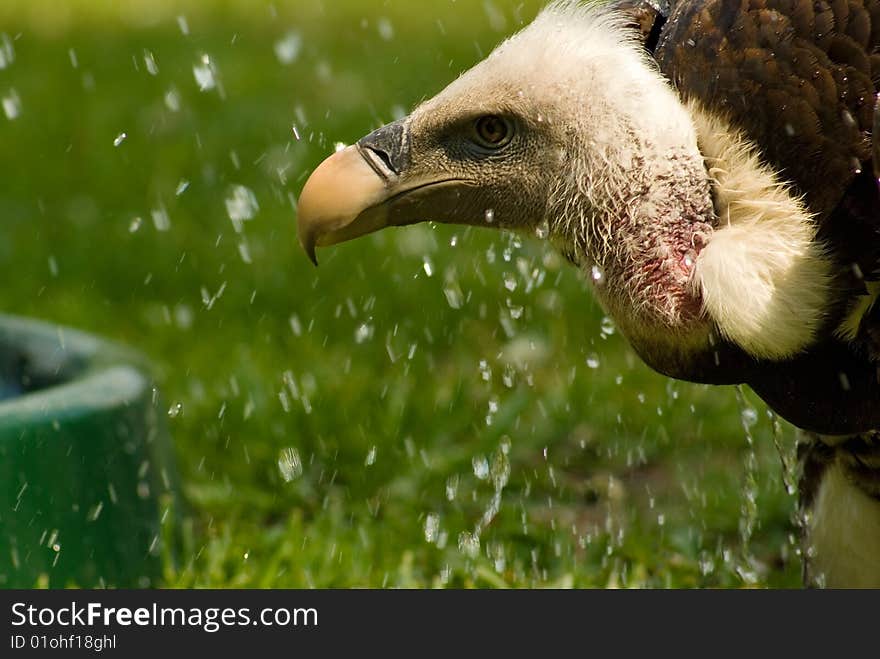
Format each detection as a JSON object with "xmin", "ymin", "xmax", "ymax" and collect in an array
[{"xmin": 690, "ymin": 104, "xmax": 833, "ymax": 360}]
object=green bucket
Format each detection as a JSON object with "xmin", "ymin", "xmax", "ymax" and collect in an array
[{"xmin": 0, "ymin": 315, "xmax": 180, "ymax": 587}]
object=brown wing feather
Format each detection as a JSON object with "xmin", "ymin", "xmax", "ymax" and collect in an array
[{"xmin": 655, "ymin": 0, "xmax": 878, "ymax": 221}]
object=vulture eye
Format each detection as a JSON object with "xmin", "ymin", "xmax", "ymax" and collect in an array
[{"xmin": 473, "ymin": 115, "xmax": 513, "ymax": 149}]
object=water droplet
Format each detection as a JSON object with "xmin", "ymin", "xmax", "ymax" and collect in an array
[
  {"xmin": 424, "ymin": 513, "xmax": 439, "ymax": 543},
  {"xmin": 289, "ymin": 314, "xmax": 302, "ymax": 336},
  {"xmin": 445, "ymin": 474, "xmax": 459, "ymax": 501},
  {"xmin": 422, "ymin": 257, "xmax": 433, "ymax": 277},
  {"xmin": 87, "ymin": 501, "xmax": 104, "ymax": 522},
  {"xmin": 472, "ymin": 455, "xmax": 489, "ymax": 480},
  {"xmin": 365, "ymin": 445, "xmax": 377, "ymax": 466},
  {"xmin": 534, "ymin": 219, "xmax": 549, "ymax": 239},
  {"xmin": 502, "ymin": 272, "xmax": 517, "ymax": 291},
  {"xmin": 151, "ymin": 206, "xmax": 171, "ymax": 231},
  {"xmin": 586, "ymin": 353, "xmax": 600, "ymax": 369},
  {"xmin": 175, "ymin": 179, "xmax": 190, "ymax": 196},
  {"xmin": 193, "ymin": 53, "xmax": 218, "ymax": 92},
  {"xmin": 0, "ymin": 33, "xmax": 15, "ymax": 69},
  {"xmin": 277, "ymin": 447, "xmax": 303, "ymax": 482},
  {"xmin": 502, "ymin": 364, "xmax": 515, "ymax": 388},
  {"xmin": 478, "ymin": 359, "xmax": 491, "ymax": 381},
  {"xmin": 168, "ymin": 402, "xmax": 183, "ymax": 418},
  {"xmin": 484, "ymin": 208, "xmax": 495, "ymax": 223},
  {"xmin": 164, "ymin": 87, "xmax": 181, "ymax": 112},
  {"xmin": 143, "ymin": 49, "xmax": 159, "ymax": 76},
  {"xmin": 238, "ymin": 241, "xmax": 252, "ymax": 264},
  {"xmin": 225, "ymin": 184, "xmax": 259, "ymax": 232},
  {"xmin": 491, "ymin": 446, "xmax": 510, "ymax": 490},
  {"xmin": 600, "ymin": 315, "xmax": 616, "ymax": 337},
  {"xmin": 740, "ymin": 406, "xmax": 758, "ymax": 429},
  {"xmin": 113, "ymin": 132, "xmax": 127, "ymax": 147},
  {"xmin": 377, "ymin": 17, "xmax": 394, "ymax": 40},
  {"xmin": 354, "ymin": 321, "xmax": 374, "ymax": 344},
  {"xmin": 274, "ymin": 31, "xmax": 302, "ymax": 64},
  {"xmin": 2, "ymin": 89, "xmax": 21, "ymax": 120},
  {"xmin": 591, "ymin": 265, "xmax": 604, "ymax": 284},
  {"xmin": 174, "ymin": 305, "xmax": 193, "ymax": 330},
  {"xmin": 443, "ymin": 281, "xmax": 463, "ymax": 309},
  {"xmin": 458, "ymin": 531, "xmax": 480, "ymax": 558}
]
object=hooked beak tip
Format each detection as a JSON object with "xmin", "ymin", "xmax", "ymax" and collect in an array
[
  {"xmin": 297, "ymin": 225, "xmax": 319, "ymax": 266},
  {"xmin": 295, "ymin": 144, "xmax": 392, "ymax": 262}
]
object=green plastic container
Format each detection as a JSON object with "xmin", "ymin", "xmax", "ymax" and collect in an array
[{"xmin": 0, "ymin": 315, "xmax": 180, "ymax": 587}]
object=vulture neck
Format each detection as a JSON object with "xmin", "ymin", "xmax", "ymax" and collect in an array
[
  {"xmin": 554, "ymin": 92, "xmax": 831, "ymax": 372},
  {"xmin": 550, "ymin": 92, "xmax": 719, "ymax": 372}
]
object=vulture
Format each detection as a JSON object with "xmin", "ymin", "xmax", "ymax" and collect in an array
[{"xmin": 296, "ymin": 0, "xmax": 880, "ymax": 587}]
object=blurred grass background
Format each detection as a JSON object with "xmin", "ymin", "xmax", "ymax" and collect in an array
[{"xmin": 0, "ymin": 0, "xmax": 803, "ymax": 587}]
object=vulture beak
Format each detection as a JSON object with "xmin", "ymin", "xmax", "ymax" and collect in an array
[{"xmin": 297, "ymin": 119, "xmax": 412, "ymax": 265}]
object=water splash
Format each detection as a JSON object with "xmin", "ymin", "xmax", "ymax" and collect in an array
[
  {"xmin": 274, "ymin": 31, "xmax": 302, "ymax": 64},
  {"xmin": 354, "ymin": 321, "xmax": 374, "ymax": 344},
  {"xmin": 376, "ymin": 18, "xmax": 394, "ymax": 40},
  {"xmin": 151, "ymin": 206, "xmax": 171, "ymax": 231},
  {"xmin": 0, "ymin": 34, "xmax": 15, "ymax": 69},
  {"xmin": 164, "ymin": 88, "xmax": 181, "ymax": 112},
  {"xmin": 457, "ymin": 531, "xmax": 480, "ymax": 559},
  {"xmin": 277, "ymin": 447, "xmax": 303, "ymax": 482},
  {"xmin": 734, "ymin": 385, "xmax": 761, "ymax": 585},
  {"xmin": 472, "ymin": 455, "xmax": 489, "ymax": 480},
  {"xmin": 2, "ymin": 89, "xmax": 21, "ymax": 120},
  {"xmin": 424, "ymin": 513, "xmax": 440, "ymax": 543},
  {"xmin": 143, "ymin": 50, "xmax": 159, "ymax": 76},
  {"xmin": 193, "ymin": 53, "xmax": 224, "ymax": 97},
  {"xmin": 225, "ymin": 185, "xmax": 259, "ymax": 232}
]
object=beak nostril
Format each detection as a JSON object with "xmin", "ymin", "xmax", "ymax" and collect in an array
[
  {"xmin": 356, "ymin": 118, "xmax": 410, "ymax": 177},
  {"xmin": 362, "ymin": 145, "xmax": 397, "ymax": 177}
]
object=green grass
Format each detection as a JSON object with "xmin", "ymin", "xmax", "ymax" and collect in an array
[{"xmin": 1, "ymin": 0, "xmax": 803, "ymax": 587}]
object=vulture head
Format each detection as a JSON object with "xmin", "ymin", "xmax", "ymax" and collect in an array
[{"xmin": 299, "ymin": 2, "xmax": 831, "ymax": 386}]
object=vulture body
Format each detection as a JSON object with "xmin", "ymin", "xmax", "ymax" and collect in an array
[{"xmin": 297, "ymin": 0, "xmax": 880, "ymax": 586}]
